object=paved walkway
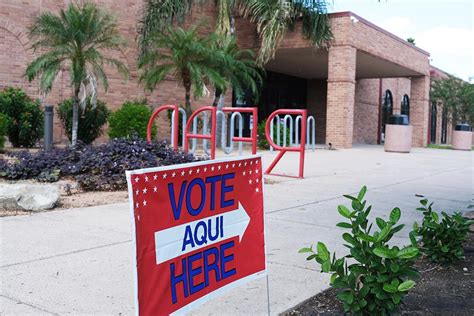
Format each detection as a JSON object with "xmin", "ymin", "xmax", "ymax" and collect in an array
[{"xmin": 1, "ymin": 145, "xmax": 472, "ymax": 315}]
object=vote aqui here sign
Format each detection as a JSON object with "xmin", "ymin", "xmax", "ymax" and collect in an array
[{"xmin": 126, "ymin": 156, "xmax": 266, "ymax": 315}]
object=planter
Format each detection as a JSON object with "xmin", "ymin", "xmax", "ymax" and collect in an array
[
  {"xmin": 452, "ymin": 124, "xmax": 472, "ymax": 151},
  {"xmin": 384, "ymin": 115, "xmax": 412, "ymax": 153}
]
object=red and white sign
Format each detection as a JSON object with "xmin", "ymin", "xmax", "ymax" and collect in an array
[{"xmin": 126, "ymin": 156, "xmax": 266, "ymax": 315}]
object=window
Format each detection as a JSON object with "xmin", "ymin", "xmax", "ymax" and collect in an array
[
  {"xmin": 401, "ymin": 94, "xmax": 410, "ymax": 119},
  {"xmin": 381, "ymin": 90, "xmax": 393, "ymax": 141}
]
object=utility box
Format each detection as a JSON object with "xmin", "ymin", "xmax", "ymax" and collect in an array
[
  {"xmin": 384, "ymin": 114, "xmax": 412, "ymax": 153},
  {"xmin": 452, "ymin": 123, "xmax": 472, "ymax": 151}
]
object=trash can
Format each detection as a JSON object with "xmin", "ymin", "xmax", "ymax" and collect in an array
[
  {"xmin": 452, "ymin": 123, "xmax": 472, "ymax": 151},
  {"xmin": 384, "ymin": 114, "xmax": 412, "ymax": 153}
]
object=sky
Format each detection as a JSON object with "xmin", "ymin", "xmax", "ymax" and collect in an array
[{"xmin": 328, "ymin": 0, "xmax": 474, "ymax": 81}]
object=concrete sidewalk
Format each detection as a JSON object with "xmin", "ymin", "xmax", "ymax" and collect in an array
[{"xmin": 1, "ymin": 145, "xmax": 472, "ymax": 315}]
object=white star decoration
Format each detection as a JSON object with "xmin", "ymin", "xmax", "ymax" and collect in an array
[
  {"xmin": 189, "ymin": 169, "xmax": 193, "ymax": 175},
  {"xmin": 135, "ymin": 189, "xmax": 139, "ymax": 195},
  {"xmin": 181, "ymin": 170, "xmax": 185, "ymax": 176},
  {"xmin": 135, "ymin": 202, "xmax": 139, "ymax": 208},
  {"xmin": 153, "ymin": 174, "xmax": 158, "ymax": 180},
  {"xmin": 134, "ymin": 177, "xmax": 139, "ymax": 183},
  {"xmin": 163, "ymin": 173, "xmax": 167, "ymax": 179},
  {"xmin": 144, "ymin": 176, "xmax": 149, "ymax": 182},
  {"xmin": 172, "ymin": 172, "xmax": 176, "ymax": 178},
  {"xmin": 143, "ymin": 200, "xmax": 147, "ymax": 206},
  {"xmin": 196, "ymin": 168, "xmax": 200, "ymax": 173},
  {"xmin": 256, "ymin": 188, "xmax": 260, "ymax": 192},
  {"xmin": 142, "ymin": 187, "xmax": 148, "ymax": 194},
  {"xmin": 249, "ymin": 179, "xmax": 252, "ymax": 184},
  {"xmin": 153, "ymin": 186, "xmax": 158, "ymax": 192}
]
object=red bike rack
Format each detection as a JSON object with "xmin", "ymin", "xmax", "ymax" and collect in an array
[
  {"xmin": 222, "ymin": 107, "xmax": 258, "ymax": 155},
  {"xmin": 147, "ymin": 104, "xmax": 180, "ymax": 149},
  {"xmin": 264, "ymin": 109, "xmax": 307, "ymax": 178},
  {"xmin": 183, "ymin": 106, "xmax": 217, "ymax": 159}
]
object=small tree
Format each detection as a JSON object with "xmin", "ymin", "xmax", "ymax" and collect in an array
[
  {"xmin": 431, "ymin": 76, "xmax": 474, "ymax": 126},
  {"xmin": 138, "ymin": 24, "xmax": 227, "ymax": 118},
  {"xmin": 26, "ymin": 2, "xmax": 129, "ymax": 146},
  {"xmin": 407, "ymin": 37, "xmax": 416, "ymax": 45},
  {"xmin": 211, "ymin": 36, "xmax": 262, "ymax": 108}
]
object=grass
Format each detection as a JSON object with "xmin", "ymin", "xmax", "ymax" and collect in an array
[
  {"xmin": 427, "ymin": 144, "xmax": 452, "ymax": 150},
  {"xmin": 427, "ymin": 144, "xmax": 474, "ymax": 150}
]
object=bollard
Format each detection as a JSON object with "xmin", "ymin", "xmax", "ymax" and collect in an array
[{"xmin": 44, "ymin": 105, "xmax": 54, "ymax": 151}]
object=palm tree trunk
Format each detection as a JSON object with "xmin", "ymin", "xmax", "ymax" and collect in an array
[
  {"xmin": 71, "ymin": 85, "xmax": 81, "ymax": 147},
  {"xmin": 183, "ymin": 80, "xmax": 192, "ymax": 118}
]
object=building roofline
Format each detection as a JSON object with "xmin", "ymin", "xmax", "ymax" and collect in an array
[{"xmin": 329, "ymin": 11, "xmax": 430, "ymax": 57}]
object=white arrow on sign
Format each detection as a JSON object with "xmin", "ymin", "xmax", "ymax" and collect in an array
[{"xmin": 154, "ymin": 202, "xmax": 250, "ymax": 265}]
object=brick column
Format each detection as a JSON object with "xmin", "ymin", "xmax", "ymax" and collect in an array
[
  {"xmin": 410, "ymin": 76, "xmax": 430, "ymax": 147},
  {"xmin": 326, "ymin": 45, "xmax": 356, "ymax": 148}
]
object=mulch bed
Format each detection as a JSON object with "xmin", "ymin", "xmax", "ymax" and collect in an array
[{"xmin": 284, "ymin": 233, "xmax": 474, "ymax": 315}]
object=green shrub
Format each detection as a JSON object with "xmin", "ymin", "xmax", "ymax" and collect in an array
[
  {"xmin": 412, "ymin": 199, "xmax": 473, "ymax": 265},
  {"xmin": 257, "ymin": 118, "xmax": 291, "ymax": 149},
  {"xmin": 300, "ymin": 186, "xmax": 420, "ymax": 315},
  {"xmin": 0, "ymin": 113, "xmax": 9, "ymax": 149},
  {"xmin": 108, "ymin": 100, "xmax": 156, "ymax": 139},
  {"xmin": 58, "ymin": 98, "xmax": 110, "ymax": 144},
  {"xmin": 0, "ymin": 87, "xmax": 43, "ymax": 147}
]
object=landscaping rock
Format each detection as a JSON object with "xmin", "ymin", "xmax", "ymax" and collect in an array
[{"xmin": 0, "ymin": 183, "xmax": 59, "ymax": 211}]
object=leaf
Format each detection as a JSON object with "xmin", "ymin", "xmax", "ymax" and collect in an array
[
  {"xmin": 390, "ymin": 207, "xmax": 401, "ymax": 224},
  {"xmin": 383, "ymin": 283, "xmax": 398, "ymax": 293},
  {"xmin": 398, "ymin": 280, "xmax": 415, "ymax": 291},
  {"xmin": 337, "ymin": 291, "xmax": 354, "ymax": 304},
  {"xmin": 374, "ymin": 246, "xmax": 396, "ymax": 259},
  {"xmin": 336, "ymin": 222, "xmax": 352, "ymax": 229},
  {"xmin": 306, "ymin": 254, "xmax": 317, "ymax": 260},
  {"xmin": 317, "ymin": 242, "xmax": 330, "ymax": 260},
  {"xmin": 391, "ymin": 224, "xmax": 405, "ymax": 235},
  {"xmin": 358, "ymin": 233, "xmax": 375, "ymax": 243},
  {"xmin": 397, "ymin": 246, "xmax": 419, "ymax": 259},
  {"xmin": 343, "ymin": 233, "xmax": 357, "ymax": 245},
  {"xmin": 298, "ymin": 247, "xmax": 312, "ymax": 253},
  {"xmin": 431, "ymin": 211, "xmax": 439, "ymax": 222},
  {"xmin": 377, "ymin": 224, "xmax": 392, "ymax": 242},
  {"xmin": 338, "ymin": 205, "xmax": 351, "ymax": 218},
  {"xmin": 376, "ymin": 217, "xmax": 387, "ymax": 229},
  {"xmin": 357, "ymin": 185, "xmax": 367, "ymax": 200},
  {"xmin": 390, "ymin": 263, "xmax": 400, "ymax": 273},
  {"xmin": 420, "ymin": 199, "xmax": 428, "ymax": 206},
  {"xmin": 359, "ymin": 285, "xmax": 370, "ymax": 298},
  {"xmin": 322, "ymin": 260, "xmax": 331, "ymax": 272}
]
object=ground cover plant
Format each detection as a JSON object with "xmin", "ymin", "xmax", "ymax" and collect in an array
[
  {"xmin": 300, "ymin": 186, "xmax": 420, "ymax": 315},
  {"xmin": 0, "ymin": 137, "xmax": 196, "ymax": 191},
  {"xmin": 0, "ymin": 87, "xmax": 43, "ymax": 147},
  {"xmin": 411, "ymin": 199, "xmax": 473, "ymax": 265},
  {"xmin": 58, "ymin": 98, "xmax": 110, "ymax": 144},
  {"xmin": 108, "ymin": 100, "xmax": 156, "ymax": 139}
]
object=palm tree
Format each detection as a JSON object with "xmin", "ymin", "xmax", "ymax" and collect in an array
[
  {"xmin": 26, "ymin": 2, "xmax": 129, "ymax": 146},
  {"xmin": 138, "ymin": 0, "xmax": 332, "ymax": 66},
  {"xmin": 138, "ymin": 24, "xmax": 227, "ymax": 117},
  {"xmin": 211, "ymin": 36, "xmax": 262, "ymax": 108}
]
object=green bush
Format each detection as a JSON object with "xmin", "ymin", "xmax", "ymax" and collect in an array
[
  {"xmin": 0, "ymin": 113, "xmax": 9, "ymax": 149},
  {"xmin": 300, "ymin": 186, "xmax": 420, "ymax": 315},
  {"xmin": 58, "ymin": 98, "xmax": 110, "ymax": 144},
  {"xmin": 108, "ymin": 100, "xmax": 156, "ymax": 139},
  {"xmin": 412, "ymin": 199, "xmax": 473, "ymax": 265},
  {"xmin": 0, "ymin": 87, "xmax": 43, "ymax": 147},
  {"xmin": 257, "ymin": 118, "xmax": 291, "ymax": 149}
]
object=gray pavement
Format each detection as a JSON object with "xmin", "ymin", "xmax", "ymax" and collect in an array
[{"xmin": 1, "ymin": 145, "xmax": 472, "ymax": 315}]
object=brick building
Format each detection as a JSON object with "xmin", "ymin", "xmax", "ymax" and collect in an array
[{"xmin": 0, "ymin": 1, "xmax": 452, "ymax": 148}]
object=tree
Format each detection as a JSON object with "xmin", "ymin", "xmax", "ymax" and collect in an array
[
  {"xmin": 26, "ymin": 2, "xmax": 129, "ymax": 146},
  {"xmin": 138, "ymin": 24, "xmax": 228, "ymax": 117},
  {"xmin": 407, "ymin": 37, "xmax": 416, "ymax": 45},
  {"xmin": 138, "ymin": 0, "xmax": 332, "ymax": 66},
  {"xmin": 431, "ymin": 76, "xmax": 474, "ymax": 126},
  {"xmin": 211, "ymin": 36, "xmax": 262, "ymax": 108}
]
